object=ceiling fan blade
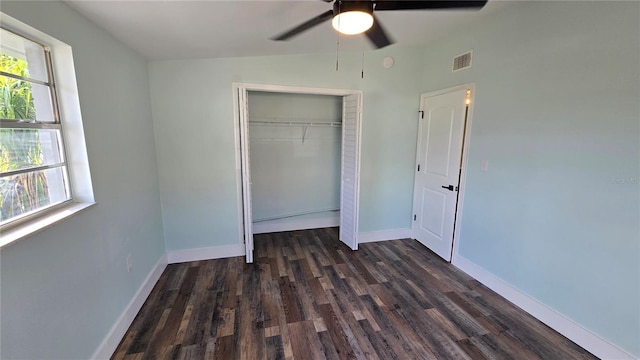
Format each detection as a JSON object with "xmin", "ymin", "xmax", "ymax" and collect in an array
[
  {"xmin": 374, "ymin": 0, "xmax": 488, "ymax": 11},
  {"xmin": 366, "ymin": 15, "xmax": 394, "ymax": 49},
  {"xmin": 272, "ymin": 10, "xmax": 334, "ymax": 41}
]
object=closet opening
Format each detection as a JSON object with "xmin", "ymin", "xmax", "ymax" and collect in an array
[
  {"xmin": 234, "ymin": 83, "xmax": 363, "ymax": 263},
  {"xmin": 248, "ymin": 91, "xmax": 343, "ymax": 235}
]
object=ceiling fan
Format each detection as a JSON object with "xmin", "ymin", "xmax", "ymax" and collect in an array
[{"xmin": 273, "ymin": 0, "xmax": 488, "ymax": 49}]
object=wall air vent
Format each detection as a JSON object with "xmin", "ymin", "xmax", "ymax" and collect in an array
[{"xmin": 453, "ymin": 51, "xmax": 472, "ymax": 72}]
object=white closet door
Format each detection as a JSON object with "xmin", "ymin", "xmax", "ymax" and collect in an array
[
  {"xmin": 340, "ymin": 94, "xmax": 361, "ymax": 250},
  {"xmin": 238, "ymin": 88, "xmax": 254, "ymax": 263}
]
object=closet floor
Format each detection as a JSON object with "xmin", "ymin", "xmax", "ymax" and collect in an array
[{"xmin": 112, "ymin": 227, "xmax": 596, "ymax": 360}]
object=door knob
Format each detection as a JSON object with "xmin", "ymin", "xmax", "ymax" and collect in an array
[{"xmin": 441, "ymin": 185, "xmax": 455, "ymax": 191}]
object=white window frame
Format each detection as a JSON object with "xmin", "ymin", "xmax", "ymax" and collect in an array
[{"xmin": 0, "ymin": 13, "xmax": 95, "ymax": 248}]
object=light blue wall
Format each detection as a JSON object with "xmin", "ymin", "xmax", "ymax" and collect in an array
[
  {"xmin": 149, "ymin": 47, "xmax": 425, "ymax": 251},
  {"xmin": 1, "ymin": 1, "xmax": 636, "ymax": 358},
  {"xmin": 248, "ymin": 92, "xmax": 342, "ymax": 222},
  {"xmin": 419, "ymin": 1, "xmax": 639, "ymax": 356},
  {"xmin": 0, "ymin": 2, "xmax": 165, "ymax": 359}
]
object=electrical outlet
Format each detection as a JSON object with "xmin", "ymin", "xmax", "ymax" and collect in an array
[{"xmin": 126, "ymin": 254, "xmax": 133, "ymax": 272}]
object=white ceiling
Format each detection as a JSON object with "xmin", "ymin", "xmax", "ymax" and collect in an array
[{"xmin": 65, "ymin": 0, "xmax": 512, "ymax": 60}]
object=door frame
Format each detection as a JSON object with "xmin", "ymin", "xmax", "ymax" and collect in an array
[
  {"xmin": 411, "ymin": 83, "xmax": 476, "ymax": 263},
  {"xmin": 233, "ymin": 83, "xmax": 363, "ymax": 262}
]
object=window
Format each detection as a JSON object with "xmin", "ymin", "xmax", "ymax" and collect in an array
[
  {"xmin": 0, "ymin": 13, "xmax": 94, "ymax": 247},
  {"xmin": 0, "ymin": 27, "xmax": 71, "ymax": 227}
]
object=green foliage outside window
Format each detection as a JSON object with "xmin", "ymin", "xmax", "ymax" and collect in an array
[{"xmin": 0, "ymin": 54, "xmax": 50, "ymax": 222}]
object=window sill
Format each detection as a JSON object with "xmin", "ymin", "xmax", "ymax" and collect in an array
[{"xmin": 0, "ymin": 202, "xmax": 96, "ymax": 249}]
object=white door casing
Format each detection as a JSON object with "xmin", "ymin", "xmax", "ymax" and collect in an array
[
  {"xmin": 411, "ymin": 87, "xmax": 470, "ymax": 261},
  {"xmin": 238, "ymin": 87, "xmax": 255, "ymax": 263},
  {"xmin": 339, "ymin": 94, "xmax": 362, "ymax": 250},
  {"xmin": 234, "ymin": 83, "xmax": 362, "ymax": 262}
]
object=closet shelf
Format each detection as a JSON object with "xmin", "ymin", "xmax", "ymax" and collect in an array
[
  {"xmin": 250, "ymin": 138, "xmax": 341, "ymax": 142},
  {"xmin": 250, "ymin": 119, "xmax": 342, "ymax": 128}
]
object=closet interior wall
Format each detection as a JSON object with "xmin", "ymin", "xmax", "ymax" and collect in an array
[{"xmin": 247, "ymin": 91, "xmax": 343, "ymax": 234}]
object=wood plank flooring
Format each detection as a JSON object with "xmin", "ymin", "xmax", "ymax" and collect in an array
[{"xmin": 112, "ymin": 227, "xmax": 597, "ymax": 360}]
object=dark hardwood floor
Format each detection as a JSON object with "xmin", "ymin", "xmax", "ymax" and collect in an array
[{"xmin": 112, "ymin": 227, "xmax": 597, "ymax": 360}]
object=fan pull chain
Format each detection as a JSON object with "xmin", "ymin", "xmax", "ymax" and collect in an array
[
  {"xmin": 336, "ymin": 35, "xmax": 340, "ymax": 71},
  {"xmin": 336, "ymin": 1, "xmax": 341, "ymax": 71},
  {"xmin": 361, "ymin": 35, "xmax": 365, "ymax": 78},
  {"xmin": 336, "ymin": 32, "xmax": 340, "ymax": 71}
]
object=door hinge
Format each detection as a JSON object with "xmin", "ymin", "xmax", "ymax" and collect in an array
[
  {"xmin": 413, "ymin": 214, "xmax": 417, "ymax": 221},
  {"xmin": 419, "ymin": 110, "xmax": 424, "ymax": 119},
  {"xmin": 417, "ymin": 164, "xmax": 420, "ymax": 172}
]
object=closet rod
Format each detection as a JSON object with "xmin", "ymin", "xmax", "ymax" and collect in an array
[{"xmin": 250, "ymin": 138, "xmax": 341, "ymax": 142}]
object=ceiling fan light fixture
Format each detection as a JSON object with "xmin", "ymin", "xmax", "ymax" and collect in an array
[
  {"xmin": 332, "ymin": 11, "xmax": 374, "ymax": 35},
  {"xmin": 273, "ymin": 0, "xmax": 487, "ymax": 49},
  {"xmin": 331, "ymin": 1, "xmax": 374, "ymax": 35}
]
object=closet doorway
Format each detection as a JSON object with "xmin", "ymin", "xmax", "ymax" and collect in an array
[{"xmin": 234, "ymin": 84, "xmax": 363, "ymax": 263}]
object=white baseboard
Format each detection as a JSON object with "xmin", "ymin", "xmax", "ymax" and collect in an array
[
  {"xmin": 252, "ymin": 216, "xmax": 339, "ymax": 234},
  {"xmin": 358, "ymin": 228, "xmax": 412, "ymax": 243},
  {"xmin": 453, "ymin": 255, "xmax": 637, "ymax": 360},
  {"xmin": 92, "ymin": 254, "xmax": 168, "ymax": 360},
  {"xmin": 167, "ymin": 244, "xmax": 245, "ymax": 264}
]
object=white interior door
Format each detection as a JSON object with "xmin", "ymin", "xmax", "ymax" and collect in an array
[
  {"xmin": 412, "ymin": 88, "xmax": 467, "ymax": 261},
  {"xmin": 238, "ymin": 88, "xmax": 254, "ymax": 263},
  {"xmin": 339, "ymin": 94, "xmax": 362, "ymax": 250}
]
